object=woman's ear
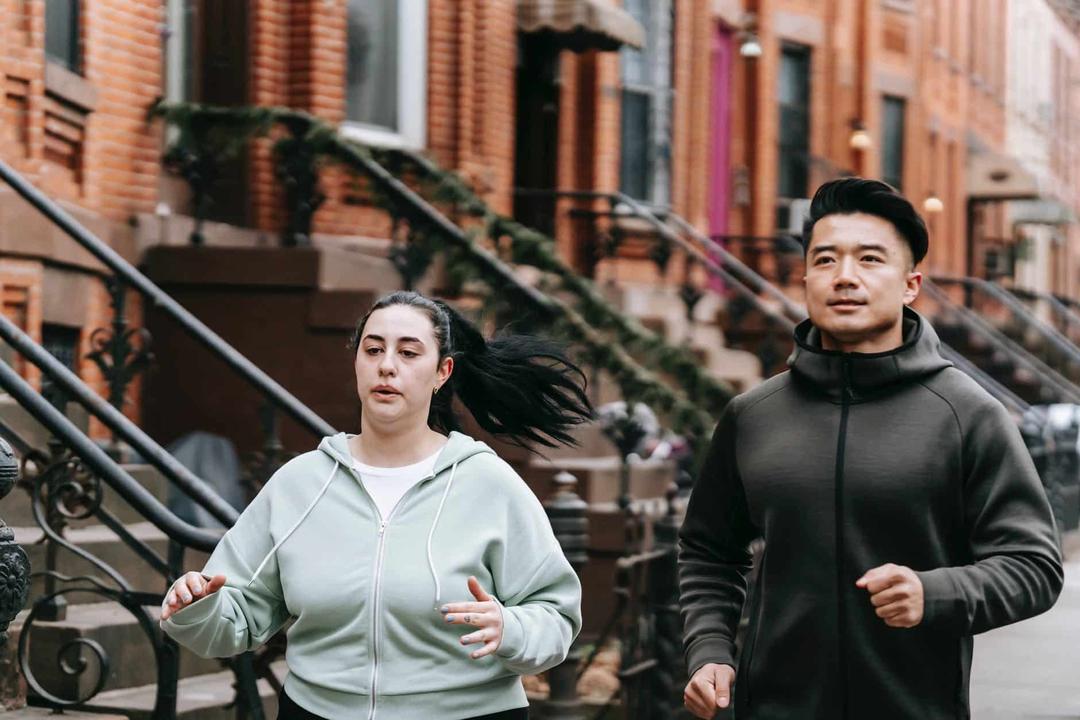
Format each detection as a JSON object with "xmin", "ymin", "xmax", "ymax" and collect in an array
[{"xmin": 439, "ymin": 356, "xmax": 454, "ymax": 385}]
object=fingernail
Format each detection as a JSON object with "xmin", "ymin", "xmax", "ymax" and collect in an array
[
  {"xmin": 181, "ymin": 593, "xmax": 191, "ymax": 602},
  {"xmin": 445, "ymin": 615, "xmax": 454, "ymax": 622},
  {"xmin": 192, "ymin": 583, "xmax": 202, "ymax": 594},
  {"xmin": 440, "ymin": 606, "xmax": 449, "ymax": 613}
]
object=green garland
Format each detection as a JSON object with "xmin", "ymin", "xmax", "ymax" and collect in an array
[
  {"xmin": 151, "ymin": 102, "xmax": 721, "ymax": 445},
  {"xmin": 375, "ymin": 150, "xmax": 735, "ymax": 416}
]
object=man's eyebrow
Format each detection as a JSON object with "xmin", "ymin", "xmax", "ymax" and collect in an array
[{"xmin": 810, "ymin": 243, "xmax": 892, "ymax": 256}]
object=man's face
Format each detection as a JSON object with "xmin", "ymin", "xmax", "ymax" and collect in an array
[{"xmin": 804, "ymin": 213, "xmax": 922, "ymax": 354}]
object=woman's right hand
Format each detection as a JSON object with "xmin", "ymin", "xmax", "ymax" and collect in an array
[{"xmin": 161, "ymin": 572, "xmax": 227, "ymax": 620}]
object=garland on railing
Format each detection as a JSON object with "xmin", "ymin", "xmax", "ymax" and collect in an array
[
  {"xmin": 150, "ymin": 102, "xmax": 721, "ymax": 443},
  {"xmin": 370, "ymin": 148, "xmax": 735, "ymax": 415}
]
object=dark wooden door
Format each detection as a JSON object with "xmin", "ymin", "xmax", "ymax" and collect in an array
[{"xmin": 513, "ymin": 34, "xmax": 561, "ymax": 237}]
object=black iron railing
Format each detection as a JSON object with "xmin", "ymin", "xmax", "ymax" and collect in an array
[
  {"xmin": 933, "ymin": 275, "xmax": 1080, "ymax": 381},
  {"xmin": 920, "ymin": 280, "xmax": 1080, "ymax": 404},
  {"xmin": 0, "ymin": 158, "xmax": 335, "ymax": 456}
]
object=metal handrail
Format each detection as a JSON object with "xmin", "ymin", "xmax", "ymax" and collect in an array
[
  {"xmin": 0, "ymin": 358, "xmax": 222, "ymax": 551},
  {"xmin": 921, "ymin": 280, "xmax": 1080, "ymax": 403},
  {"xmin": 1007, "ymin": 286, "xmax": 1080, "ymax": 338},
  {"xmin": 938, "ymin": 344, "xmax": 1032, "ymax": 418},
  {"xmin": 0, "ymin": 158, "xmax": 335, "ymax": 441},
  {"xmin": 933, "ymin": 275, "xmax": 1080, "ymax": 367},
  {"xmin": 513, "ymin": 187, "xmax": 807, "ymax": 324},
  {"xmin": 0, "ymin": 313, "xmax": 239, "ymax": 527}
]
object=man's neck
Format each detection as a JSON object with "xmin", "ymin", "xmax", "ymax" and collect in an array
[{"xmin": 819, "ymin": 324, "xmax": 904, "ymax": 355}]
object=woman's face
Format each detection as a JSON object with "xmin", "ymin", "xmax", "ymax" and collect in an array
[{"xmin": 355, "ymin": 305, "xmax": 453, "ymax": 430}]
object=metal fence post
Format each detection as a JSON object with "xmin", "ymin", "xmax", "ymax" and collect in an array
[{"xmin": 544, "ymin": 470, "xmax": 588, "ymax": 719}]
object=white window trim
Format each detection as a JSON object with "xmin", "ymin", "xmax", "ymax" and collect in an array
[{"xmin": 341, "ymin": 0, "xmax": 427, "ymax": 150}]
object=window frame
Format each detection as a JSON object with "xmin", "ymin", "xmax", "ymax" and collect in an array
[
  {"xmin": 619, "ymin": 0, "xmax": 675, "ymax": 205},
  {"xmin": 777, "ymin": 42, "xmax": 812, "ymax": 200},
  {"xmin": 880, "ymin": 94, "xmax": 907, "ymax": 191},
  {"xmin": 45, "ymin": 0, "xmax": 81, "ymax": 74},
  {"xmin": 341, "ymin": 0, "xmax": 428, "ymax": 151}
]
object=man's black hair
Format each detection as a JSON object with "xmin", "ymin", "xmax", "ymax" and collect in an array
[{"xmin": 801, "ymin": 177, "xmax": 929, "ymax": 266}]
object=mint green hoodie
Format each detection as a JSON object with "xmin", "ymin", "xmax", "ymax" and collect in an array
[{"xmin": 161, "ymin": 432, "xmax": 582, "ymax": 719}]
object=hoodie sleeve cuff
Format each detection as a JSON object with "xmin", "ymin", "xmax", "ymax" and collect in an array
[
  {"xmin": 161, "ymin": 588, "xmax": 227, "ymax": 628},
  {"xmin": 916, "ymin": 567, "xmax": 966, "ymax": 633},
  {"xmin": 685, "ymin": 636, "xmax": 736, "ymax": 678},
  {"xmin": 495, "ymin": 603, "xmax": 526, "ymax": 660}
]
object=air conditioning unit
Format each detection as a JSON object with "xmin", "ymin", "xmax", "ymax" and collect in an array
[{"xmin": 777, "ymin": 198, "xmax": 812, "ymax": 236}]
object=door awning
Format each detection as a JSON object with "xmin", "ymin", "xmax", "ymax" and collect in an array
[
  {"xmin": 966, "ymin": 150, "xmax": 1040, "ymax": 201},
  {"xmin": 518, "ymin": 0, "xmax": 647, "ymax": 52}
]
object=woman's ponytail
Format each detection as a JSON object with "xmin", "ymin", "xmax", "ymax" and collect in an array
[{"xmin": 436, "ymin": 301, "xmax": 593, "ymax": 448}]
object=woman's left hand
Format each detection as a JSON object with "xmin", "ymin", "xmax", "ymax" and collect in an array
[{"xmin": 441, "ymin": 576, "xmax": 504, "ymax": 659}]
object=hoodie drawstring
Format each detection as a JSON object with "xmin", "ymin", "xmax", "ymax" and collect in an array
[
  {"xmin": 247, "ymin": 460, "xmax": 340, "ymax": 588},
  {"xmin": 427, "ymin": 461, "xmax": 459, "ymax": 610}
]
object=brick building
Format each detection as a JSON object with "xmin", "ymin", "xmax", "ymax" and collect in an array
[{"xmin": 1, "ymin": 0, "xmax": 1079, "ymax": 434}]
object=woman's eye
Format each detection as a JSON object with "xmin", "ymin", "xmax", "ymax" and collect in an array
[
  {"xmin": 365, "ymin": 347, "xmax": 382, "ymax": 355},
  {"xmin": 401, "ymin": 350, "xmax": 418, "ymax": 358}
]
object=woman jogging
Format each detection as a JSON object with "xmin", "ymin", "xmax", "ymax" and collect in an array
[{"xmin": 160, "ymin": 291, "xmax": 591, "ymax": 720}]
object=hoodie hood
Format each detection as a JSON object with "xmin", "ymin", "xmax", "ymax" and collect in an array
[
  {"xmin": 317, "ymin": 430, "xmax": 496, "ymax": 475},
  {"xmin": 788, "ymin": 307, "xmax": 953, "ymax": 402}
]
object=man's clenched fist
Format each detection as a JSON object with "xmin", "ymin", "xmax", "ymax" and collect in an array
[
  {"xmin": 684, "ymin": 662, "xmax": 735, "ymax": 718},
  {"xmin": 856, "ymin": 563, "xmax": 924, "ymax": 628}
]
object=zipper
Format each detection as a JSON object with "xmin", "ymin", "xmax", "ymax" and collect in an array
[
  {"xmin": 367, "ymin": 519, "xmax": 388, "ymax": 720},
  {"xmin": 357, "ymin": 466, "xmax": 437, "ymax": 720},
  {"xmin": 835, "ymin": 359, "xmax": 853, "ymax": 719}
]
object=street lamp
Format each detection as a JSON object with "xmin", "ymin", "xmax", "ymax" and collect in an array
[
  {"xmin": 848, "ymin": 120, "xmax": 872, "ymax": 151},
  {"xmin": 738, "ymin": 13, "xmax": 762, "ymax": 58}
]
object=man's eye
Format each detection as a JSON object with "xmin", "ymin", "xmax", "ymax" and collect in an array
[{"xmin": 863, "ymin": 256, "xmax": 883, "ymax": 263}]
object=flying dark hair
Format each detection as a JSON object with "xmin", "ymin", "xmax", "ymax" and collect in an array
[
  {"xmin": 801, "ymin": 177, "xmax": 929, "ymax": 266},
  {"xmin": 349, "ymin": 291, "xmax": 593, "ymax": 450}
]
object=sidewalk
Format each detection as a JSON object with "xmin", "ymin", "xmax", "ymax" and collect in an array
[{"xmin": 969, "ymin": 533, "xmax": 1080, "ymax": 719}]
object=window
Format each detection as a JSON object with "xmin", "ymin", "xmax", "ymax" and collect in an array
[
  {"xmin": 777, "ymin": 44, "xmax": 811, "ymax": 199},
  {"xmin": 344, "ymin": 0, "xmax": 427, "ymax": 149},
  {"xmin": 164, "ymin": 0, "xmax": 197, "ymax": 104},
  {"xmin": 41, "ymin": 324, "xmax": 81, "ymax": 409},
  {"xmin": 881, "ymin": 95, "xmax": 906, "ymax": 190},
  {"xmin": 619, "ymin": 0, "xmax": 674, "ymax": 204},
  {"xmin": 45, "ymin": 0, "xmax": 80, "ymax": 73}
]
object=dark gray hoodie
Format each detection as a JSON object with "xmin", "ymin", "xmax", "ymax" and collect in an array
[{"xmin": 678, "ymin": 308, "xmax": 1063, "ymax": 719}]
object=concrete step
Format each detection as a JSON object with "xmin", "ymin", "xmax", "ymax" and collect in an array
[
  {"xmin": 15, "ymin": 521, "xmax": 212, "ymax": 607},
  {"xmin": 81, "ymin": 661, "xmax": 285, "ymax": 720},
  {"xmin": 0, "ymin": 393, "xmax": 90, "ymax": 456},
  {"xmin": 2, "ymin": 463, "xmax": 173, "ymax": 529},
  {"xmin": 11, "ymin": 601, "xmax": 222, "ymax": 701}
]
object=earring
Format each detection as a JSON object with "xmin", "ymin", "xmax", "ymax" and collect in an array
[{"xmin": 433, "ymin": 386, "xmax": 440, "ymax": 395}]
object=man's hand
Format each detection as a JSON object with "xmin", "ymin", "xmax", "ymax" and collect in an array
[
  {"xmin": 856, "ymin": 563, "xmax": 924, "ymax": 628},
  {"xmin": 684, "ymin": 663, "xmax": 735, "ymax": 718}
]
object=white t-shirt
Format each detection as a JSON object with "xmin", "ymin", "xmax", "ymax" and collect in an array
[{"xmin": 352, "ymin": 445, "xmax": 445, "ymax": 520}]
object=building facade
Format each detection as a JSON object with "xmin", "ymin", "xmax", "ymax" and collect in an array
[{"xmin": 1, "ymin": 0, "xmax": 1080, "ymax": 434}]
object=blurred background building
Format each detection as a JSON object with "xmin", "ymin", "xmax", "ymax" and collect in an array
[{"xmin": 2, "ymin": 1, "xmax": 1080, "ymax": 718}]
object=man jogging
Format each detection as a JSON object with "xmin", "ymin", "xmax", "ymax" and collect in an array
[{"xmin": 678, "ymin": 178, "xmax": 1063, "ymax": 719}]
